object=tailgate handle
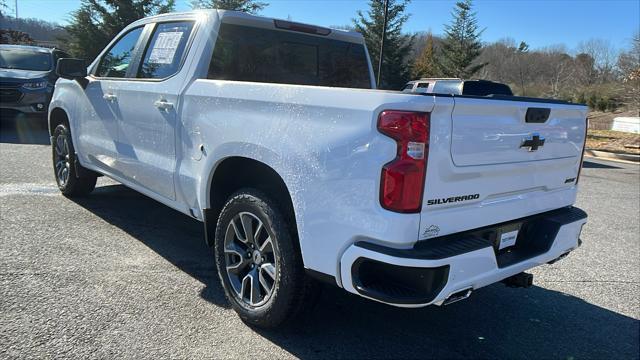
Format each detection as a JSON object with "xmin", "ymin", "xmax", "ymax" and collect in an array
[{"xmin": 526, "ymin": 108, "xmax": 550, "ymax": 123}]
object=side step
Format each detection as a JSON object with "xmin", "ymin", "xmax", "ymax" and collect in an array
[{"xmin": 502, "ymin": 272, "xmax": 534, "ymax": 288}]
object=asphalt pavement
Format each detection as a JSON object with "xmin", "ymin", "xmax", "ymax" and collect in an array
[{"xmin": 1, "ymin": 123, "xmax": 639, "ymax": 359}]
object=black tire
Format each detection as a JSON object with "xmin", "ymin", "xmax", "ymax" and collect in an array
[
  {"xmin": 214, "ymin": 189, "xmax": 320, "ymax": 328},
  {"xmin": 51, "ymin": 123, "xmax": 97, "ymax": 197}
]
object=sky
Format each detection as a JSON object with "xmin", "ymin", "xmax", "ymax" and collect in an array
[{"xmin": 5, "ymin": 0, "xmax": 640, "ymax": 51}]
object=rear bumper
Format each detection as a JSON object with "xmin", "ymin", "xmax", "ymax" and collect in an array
[{"xmin": 340, "ymin": 206, "xmax": 587, "ymax": 307}]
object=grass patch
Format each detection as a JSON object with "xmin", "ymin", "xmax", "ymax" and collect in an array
[{"xmin": 586, "ymin": 129, "xmax": 639, "ymax": 154}]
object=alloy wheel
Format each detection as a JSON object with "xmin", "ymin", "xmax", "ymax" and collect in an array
[
  {"xmin": 54, "ymin": 133, "xmax": 71, "ymax": 187},
  {"xmin": 224, "ymin": 211, "xmax": 278, "ymax": 307}
]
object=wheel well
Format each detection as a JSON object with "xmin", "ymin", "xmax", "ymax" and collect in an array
[
  {"xmin": 49, "ymin": 108, "xmax": 68, "ymax": 135},
  {"xmin": 207, "ymin": 157, "xmax": 297, "ymax": 244}
]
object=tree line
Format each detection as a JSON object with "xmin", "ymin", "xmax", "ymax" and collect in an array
[{"xmin": 1, "ymin": 0, "xmax": 638, "ymax": 112}]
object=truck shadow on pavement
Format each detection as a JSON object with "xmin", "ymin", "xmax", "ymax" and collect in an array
[
  {"xmin": 70, "ymin": 183, "xmax": 639, "ymax": 359},
  {"xmin": 582, "ymin": 160, "xmax": 622, "ymax": 169},
  {"xmin": 0, "ymin": 115, "xmax": 51, "ymax": 145}
]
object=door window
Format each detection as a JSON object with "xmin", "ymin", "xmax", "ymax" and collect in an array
[
  {"xmin": 137, "ymin": 21, "xmax": 194, "ymax": 79},
  {"xmin": 95, "ymin": 27, "xmax": 144, "ymax": 78}
]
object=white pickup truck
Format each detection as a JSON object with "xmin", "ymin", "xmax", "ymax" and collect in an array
[{"xmin": 50, "ymin": 10, "xmax": 588, "ymax": 327}]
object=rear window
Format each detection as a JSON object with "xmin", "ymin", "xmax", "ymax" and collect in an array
[
  {"xmin": 462, "ymin": 81, "xmax": 513, "ymax": 96},
  {"xmin": 208, "ymin": 23, "xmax": 371, "ymax": 89}
]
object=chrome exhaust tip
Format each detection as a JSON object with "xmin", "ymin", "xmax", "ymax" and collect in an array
[{"xmin": 442, "ymin": 288, "xmax": 473, "ymax": 306}]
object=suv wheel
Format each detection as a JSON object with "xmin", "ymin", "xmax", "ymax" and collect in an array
[
  {"xmin": 214, "ymin": 189, "xmax": 319, "ymax": 328},
  {"xmin": 52, "ymin": 123, "xmax": 97, "ymax": 196}
]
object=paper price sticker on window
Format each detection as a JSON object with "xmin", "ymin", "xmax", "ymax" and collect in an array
[{"xmin": 149, "ymin": 32, "xmax": 184, "ymax": 64}]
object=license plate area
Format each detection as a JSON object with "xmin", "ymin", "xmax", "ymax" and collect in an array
[
  {"xmin": 467, "ymin": 212, "xmax": 565, "ymax": 268},
  {"xmin": 495, "ymin": 223, "xmax": 522, "ymax": 251}
]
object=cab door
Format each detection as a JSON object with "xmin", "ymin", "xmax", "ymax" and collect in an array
[
  {"xmin": 76, "ymin": 26, "xmax": 145, "ymax": 170},
  {"xmin": 114, "ymin": 21, "xmax": 196, "ymax": 201}
]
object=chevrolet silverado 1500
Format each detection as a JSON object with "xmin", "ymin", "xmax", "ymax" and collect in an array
[{"xmin": 49, "ymin": 10, "xmax": 588, "ymax": 327}]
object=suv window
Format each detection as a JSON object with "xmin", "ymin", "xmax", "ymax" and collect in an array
[
  {"xmin": 208, "ymin": 23, "xmax": 371, "ymax": 89},
  {"xmin": 402, "ymin": 83, "xmax": 414, "ymax": 91},
  {"xmin": 414, "ymin": 82, "xmax": 429, "ymax": 93},
  {"xmin": 433, "ymin": 80, "xmax": 461, "ymax": 95},
  {"xmin": 138, "ymin": 21, "xmax": 195, "ymax": 79},
  {"xmin": 95, "ymin": 27, "xmax": 144, "ymax": 78},
  {"xmin": 462, "ymin": 81, "xmax": 513, "ymax": 96}
]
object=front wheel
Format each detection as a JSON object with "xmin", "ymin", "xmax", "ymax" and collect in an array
[
  {"xmin": 51, "ymin": 123, "xmax": 97, "ymax": 196},
  {"xmin": 214, "ymin": 189, "xmax": 319, "ymax": 328}
]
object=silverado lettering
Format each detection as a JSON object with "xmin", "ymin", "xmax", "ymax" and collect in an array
[{"xmin": 427, "ymin": 194, "xmax": 480, "ymax": 206}]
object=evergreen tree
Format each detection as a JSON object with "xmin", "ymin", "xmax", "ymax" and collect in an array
[
  {"xmin": 412, "ymin": 32, "xmax": 438, "ymax": 78},
  {"xmin": 0, "ymin": 0, "xmax": 8, "ymax": 17},
  {"xmin": 66, "ymin": 0, "xmax": 175, "ymax": 60},
  {"xmin": 191, "ymin": 0, "xmax": 267, "ymax": 14},
  {"xmin": 439, "ymin": 0, "xmax": 485, "ymax": 78},
  {"xmin": 354, "ymin": 0, "xmax": 414, "ymax": 89}
]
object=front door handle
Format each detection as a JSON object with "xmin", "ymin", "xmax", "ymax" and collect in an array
[
  {"xmin": 154, "ymin": 99, "xmax": 174, "ymax": 111},
  {"xmin": 103, "ymin": 93, "xmax": 117, "ymax": 102}
]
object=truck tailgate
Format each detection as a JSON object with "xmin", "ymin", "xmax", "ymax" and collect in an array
[
  {"xmin": 419, "ymin": 96, "xmax": 588, "ymax": 241},
  {"xmin": 451, "ymin": 97, "xmax": 587, "ymax": 166}
]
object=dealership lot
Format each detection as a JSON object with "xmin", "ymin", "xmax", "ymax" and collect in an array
[{"xmin": 1, "ymin": 128, "xmax": 638, "ymax": 359}]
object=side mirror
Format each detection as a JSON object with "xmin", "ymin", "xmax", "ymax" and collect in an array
[{"xmin": 56, "ymin": 58, "xmax": 87, "ymax": 80}]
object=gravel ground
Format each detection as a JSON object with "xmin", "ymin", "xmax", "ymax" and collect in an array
[{"xmin": 1, "ymin": 127, "xmax": 639, "ymax": 359}]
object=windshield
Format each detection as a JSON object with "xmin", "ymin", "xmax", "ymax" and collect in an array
[{"xmin": 0, "ymin": 49, "xmax": 52, "ymax": 71}]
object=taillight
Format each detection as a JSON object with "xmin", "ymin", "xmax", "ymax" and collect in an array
[
  {"xmin": 576, "ymin": 117, "xmax": 589, "ymax": 184},
  {"xmin": 378, "ymin": 110, "xmax": 430, "ymax": 213}
]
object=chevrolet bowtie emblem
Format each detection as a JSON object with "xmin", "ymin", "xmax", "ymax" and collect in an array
[{"xmin": 520, "ymin": 133, "xmax": 545, "ymax": 151}]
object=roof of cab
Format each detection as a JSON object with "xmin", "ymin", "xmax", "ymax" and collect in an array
[{"xmin": 129, "ymin": 9, "xmax": 365, "ymax": 44}]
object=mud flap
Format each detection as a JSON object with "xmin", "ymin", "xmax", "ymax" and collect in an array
[{"xmin": 203, "ymin": 208, "xmax": 216, "ymax": 247}]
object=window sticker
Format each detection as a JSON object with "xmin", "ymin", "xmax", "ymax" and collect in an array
[{"xmin": 149, "ymin": 31, "xmax": 184, "ymax": 64}]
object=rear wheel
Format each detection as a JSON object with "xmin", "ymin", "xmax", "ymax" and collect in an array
[
  {"xmin": 51, "ymin": 123, "xmax": 97, "ymax": 196},
  {"xmin": 214, "ymin": 189, "xmax": 319, "ymax": 328}
]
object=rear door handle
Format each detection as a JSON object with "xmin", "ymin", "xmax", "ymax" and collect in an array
[
  {"xmin": 103, "ymin": 93, "xmax": 117, "ymax": 102},
  {"xmin": 154, "ymin": 99, "xmax": 174, "ymax": 111}
]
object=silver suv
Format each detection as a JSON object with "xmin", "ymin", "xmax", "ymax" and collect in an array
[{"xmin": 402, "ymin": 78, "xmax": 513, "ymax": 96}]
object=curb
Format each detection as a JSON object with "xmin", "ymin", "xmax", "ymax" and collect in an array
[{"xmin": 584, "ymin": 149, "xmax": 640, "ymax": 163}]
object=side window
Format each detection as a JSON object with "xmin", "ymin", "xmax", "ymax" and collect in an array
[
  {"xmin": 415, "ymin": 82, "xmax": 430, "ymax": 93},
  {"xmin": 137, "ymin": 21, "xmax": 194, "ymax": 79},
  {"xmin": 96, "ymin": 27, "xmax": 144, "ymax": 78},
  {"xmin": 402, "ymin": 83, "xmax": 414, "ymax": 91}
]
